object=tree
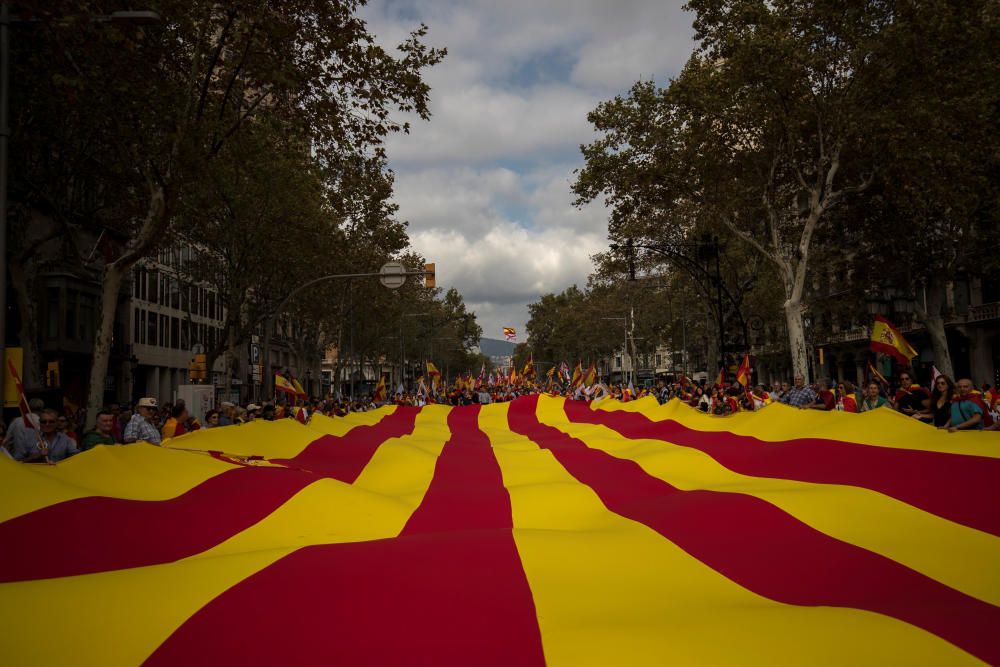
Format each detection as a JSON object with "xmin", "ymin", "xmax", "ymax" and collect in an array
[
  {"xmin": 11, "ymin": 1, "xmax": 445, "ymax": 421},
  {"xmin": 576, "ymin": 1, "xmax": 890, "ymax": 381}
]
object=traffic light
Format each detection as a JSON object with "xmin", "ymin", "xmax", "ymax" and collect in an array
[
  {"xmin": 189, "ymin": 354, "xmax": 207, "ymax": 382},
  {"xmin": 424, "ymin": 263, "xmax": 436, "ymax": 289}
]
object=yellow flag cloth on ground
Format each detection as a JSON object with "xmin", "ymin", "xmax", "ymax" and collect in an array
[{"xmin": 1, "ymin": 397, "xmax": 998, "ymax": 666}]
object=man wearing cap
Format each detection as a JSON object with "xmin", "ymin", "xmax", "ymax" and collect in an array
[
  {"xmin": 124, "ymin": 397, "xmax": 162, "ymax": 445},
  {"xmin": 245, "ymin": 404, "xmax": 261, "ymax": 421}
]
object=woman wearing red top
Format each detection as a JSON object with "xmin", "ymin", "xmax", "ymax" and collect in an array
[{"xmin": 839, "ymin": 381, "xmax": 859, "ymax": 412}]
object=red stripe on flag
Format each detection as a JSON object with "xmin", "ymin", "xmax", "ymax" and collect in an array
[
  {"xmin": 0, "ymin": 410, "xmax": 419, "ymax": 583},
  {"xmin": 510, "ymin": 396, "xmax": 1000, "ymax": 665},
  {"xmin": 271, "ymin": 406, "xmax": 421, "ymax": 483},
  {"xmin": 563, "ymin": 400, "xmax": 1000, "ymax": 537},
  {"xmin": 146, "ymin": 406, "xmax": 545, "ymax": 667},
  {"xmin": 0, "ymin": 467, "xmax": 310, "ymax": 584}
]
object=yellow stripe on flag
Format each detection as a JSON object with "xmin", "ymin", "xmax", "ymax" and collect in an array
[
  {"xmin": 479, "ymin": 403, "xmax": 974, "ymax": 666},
  {"xmin": 537, "ymin": 396, "xmax": 1000, "ymax": 608}
]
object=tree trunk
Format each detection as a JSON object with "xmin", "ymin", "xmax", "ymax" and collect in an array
[
  {"xmin": 784, "ymin": 298, "xmax": 810, "ymax": 382},
  {"xmin": 917, "ymin": 284, "xmax": 954, "ymax": 378},
  {"xmin": 84, "ymin": 265, "xmax": 125, "ymax": 428}
]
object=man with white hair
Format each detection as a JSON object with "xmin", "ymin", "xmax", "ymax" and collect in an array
[{"xmin": 3, "ymin": 398, "xmax": 44, "ymax": 457}]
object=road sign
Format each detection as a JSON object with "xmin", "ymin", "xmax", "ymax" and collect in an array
[
  {"xmin": 250, "ymin": 342, "xmax": 261, "ymax": 365},
  {"xmin": 379, "ymin": 261, "xmax": 407, "ymax": 289}
]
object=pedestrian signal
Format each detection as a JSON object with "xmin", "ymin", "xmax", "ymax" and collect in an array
[{"xmin": 424, "ymin": 263, "xmax": 436, "ymax": 289}]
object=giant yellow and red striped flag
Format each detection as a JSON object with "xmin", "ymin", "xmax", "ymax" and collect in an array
[{"xmin": 1, "ymin": 396, "xmax": 998, "ymax": 665}]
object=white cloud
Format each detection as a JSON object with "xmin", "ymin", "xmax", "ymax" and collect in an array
[{"xmin": 359, "ymin": 0, "xmax": 697, "ymax": 340}]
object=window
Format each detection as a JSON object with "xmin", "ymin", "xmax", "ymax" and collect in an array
[
  {"xmin": 133, "ymin": 309, "xmax": 141, "ymax": 344},
  {"xmin": 181, "ymin": 319, "xmax": 190, "ymax": 350},
  {"xmin": 180, "ymin": 284, "xmax": 189, "ymax": 312},
  {"xmin": 170, "ymin": 279, "xmax": 181, "ymax": 310},
  {"xmin": 148, "ymin": 270, "xmax": 158, "ymax": 304},
  {"xmin": 655, "ymin": 354, "xmax": 662, "ymax": 367},
  {"xmin": 65, "ymin": 290, "xmax": 78, "ymax": 339},
  {"xmin": 160, "ymin": 314, "xmax": 168, "ymax": 347},
  {"xmin": 207, "ymin": 293, "xmax": 215, "ymax": 320},
  {"xmin": 79, "ymin": 294, "xmax": 96, "ymax": 341},
  {"xmin": 46, "ymin": 287, "xmax": 61, "ymax": 339},
  {"xmin": 171, "ymin": 317, "xmax": 180, "ymax": 349},
  {"xmin": 148, "ymin": 309, "xmax": 157, "ymax": 346},
  {"xmin": 615, "ymin": 356, "xmax": 622, "ymax": 369}
]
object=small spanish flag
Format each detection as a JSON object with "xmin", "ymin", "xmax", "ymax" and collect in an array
[
  {"xmin": 870, "ymin": 315, "xmax": 918, "ymax": 365},
  {"xmin": 274, "ymin": 374, "xmax": 297, "ymax": 396},
  {"xmin": 736, "ymin": 354, "xmax": 751, "ymax": 388}
]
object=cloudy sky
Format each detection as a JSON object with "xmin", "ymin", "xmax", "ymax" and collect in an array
[{"xmin": 362, "ymin": 0, "xmax": 697, "ymax": 341}]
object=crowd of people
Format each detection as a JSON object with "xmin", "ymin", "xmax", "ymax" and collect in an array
[{"xmin": 3, "ymin": 369, "xmax": 994, "ymax": 464}]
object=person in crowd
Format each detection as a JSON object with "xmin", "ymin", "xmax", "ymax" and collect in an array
[
  {"xmin": 203, "ymin": 409, "xmax": 221, "ymax": 428},
  {"xmin": 916, "ymin": 374, "xmax": 955, "ymax": 427},
  {"xmin": 859, "ymin": 382, "xmax": 889, "ymax": 412},
  {"xmin": 81, "ymin": 410, "xmax": 118, "ymax": 450},
  {"xmin": 16, "ymin": 408, "xmax": 78, "ymax": 462},
  {"xmin": 124, "ymin": 397, "xmax": 162, "ymax": 445},
  {"xmin": 56, "ymin": 414, "xmax": 79, "ymax": 446},
  {"xmin": 895, "ymin": 372, "xmax": 930, "ymax": 416},
  {"xmin": 808, "ymin": 379, "xmax": 836, "ymax": 410},
  {"xmin": 260, "ymin": 405, "xmax": 277, "ymax": 421},
  {"xmin": 945, "ymin": 378, "xmax": 986, "ymax": 431},
  {"xmin": 161, "ymin": 404, "xmax": 189, "ymax": 440},
  {"xmin": 838, "ymin": 381, "xmax": 858, "ymax": 412},
  {"xmin": 245, "ymin": 404, "xmax": 261, "ymax": 421},
  {"xmin": 3, "ymin": 397, "xmax": 44, "ymax": 456},
  {"xmin": 780, "ymin": 376, "xmax": 817, "ymax": 408}
]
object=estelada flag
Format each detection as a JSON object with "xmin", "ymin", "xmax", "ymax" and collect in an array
[
  {"xmin": 274, "ymin": 373, "xmax": 297, "ymax": 396},
  {"xmin": 736, "ymin": 355, "xmax": 751, "ymax": 388},
  {"xmin": 870, "ymin": 315, "xmax": 918, "ymax": 365},
  {"xmin": 372, "ymin": 375, "xmax": 387, "ymax": 402},
  {"xmin": 1, "ymin": 395, "xmax": 998, "ymax": 665},
  {"xmin": 571, "ymin": 362, "xmax": 583, "ymax": 388}
]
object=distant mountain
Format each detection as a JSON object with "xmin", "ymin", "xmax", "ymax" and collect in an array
[{"xmin": 477, "ymin": 337, "xmax": 516, "ymax": 357}]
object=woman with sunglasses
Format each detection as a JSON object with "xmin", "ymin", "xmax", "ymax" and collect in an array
[{"xmin": 916, "ymin": 375, "xmax": 955, "ymax": 427}]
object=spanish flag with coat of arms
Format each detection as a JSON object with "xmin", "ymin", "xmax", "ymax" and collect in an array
[{"xmin": 870, "ymin": 315, "xmax": 918, "ymax": 365}]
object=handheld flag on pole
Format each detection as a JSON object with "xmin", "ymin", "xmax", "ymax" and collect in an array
[
  {"xmin": 715, "ymin": 367, "xmax": 726, "ymax": 388},
  {"xmin": 522, "ymin": 353, "xmax": 535, "ymax": 380},
  {"xmin": 6, "ymin": 358, "xmax": 48, "ymax": 462},
  {"xmin": 372, "ymin": 375, "xmax": 387, "ymax": 402},
  {"xmin": 736, "ymin": 355, "xmax": 751, "ymax": 388},
  {"xmin": 866, "ymin": 360, "xmax": 890, "ymax": 392},
  {"xmin": 571, "ymin": 362, "xmax": 583, "ymax": 389},
  {"xmin": 583, "ymin": 362, "xmax": 597, "ymax": 387},
  {"xmin": 870, "ymin": 315, "xmax": 918, "ymax": 365},
  {"xmin": 426, "ymin": 361, "xmax": 441, "ymax": 391},
  {"xmin": 274, "ymin": 374, "xmax": 297, "ymax": 398}
]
